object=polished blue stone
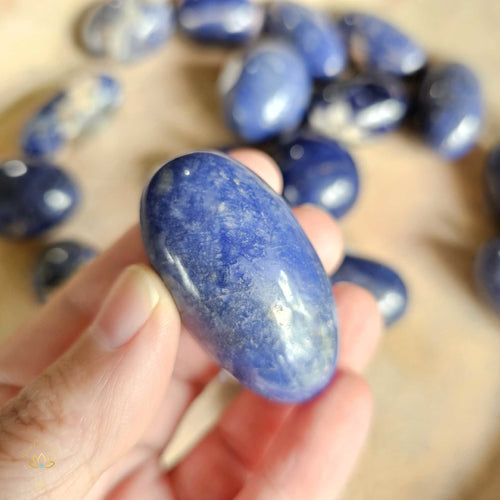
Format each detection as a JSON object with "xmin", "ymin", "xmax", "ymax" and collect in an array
[
  {"xmin": 141, "ymin": 151, "xmax": 338, "ymax": 402},
  {"xmin": 266, "ymin": 2, "xmax": 346, "ymax": 80},
  {"xmin": 340, "ymin": 13, "xmax": 426, "ymax": 76},
  {"xmin": 219, "ymin": 40, "xmax": 312, "ymax": 143},
  {"xmin": 474, "ymin": 238, "xmax": 500, "ymax": 315},
  {"xmin": 273, "ymin": 134, "xmax": 359, "ymax": 218},
  {"xmin": 330, "ymin": 254, "xmax": 408, "ymax": 326},
  {"xmin": 485, "ymin": 143, "xmax": 500, "ymax": 219},
  {"xmin": 308, "ymin": 72, "xmax": 408, "ymax": 143},
  {"xmin": 81, "ymin": 0, "xmax": 175, "ymax": 62},
  {"xmin": 21, "ymin": 74, "xmax": 122, "ymax": 158},
  {"xmin": 178, "ymin": 0, "xmax": 264, "ymax": 44},
  {"xmin": 416, "ymin": 63, "xmax": 482, "ymax": 159},
  {"xmin": 0, "ymin": 160, "xmax": 79, "ymax": 238},
  {"xmin": 33, "ymin": 240, "xmax": 98, "ymax": 303}
]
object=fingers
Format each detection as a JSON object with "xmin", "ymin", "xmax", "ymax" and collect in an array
[
  {"xmin": 0, "ymin": 266, "xmax": 181, "ymax": 499},
  {"xmin": 334, "ymin": 283, "xmax": 383, "ymax": 373},
  {"xmin": 237, "ymin": 371, "xmax": 373, "ymax": 500}
]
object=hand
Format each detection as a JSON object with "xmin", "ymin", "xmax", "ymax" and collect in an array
[{"xmin": 0, "ymin": 149, "xmax": 382, "ymax": 500}]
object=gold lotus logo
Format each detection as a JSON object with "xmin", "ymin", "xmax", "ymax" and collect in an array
[{"xmin": 29, "ymin": 452, "xmax": 55, "ymax": 469}]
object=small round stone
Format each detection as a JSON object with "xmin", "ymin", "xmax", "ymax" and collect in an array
[
  {"xmin": 0, "ymin": 160, "xmax": 80, "ymax": 238},
  {"xmin": 273, "ymin": 134, "xmax": 359, "ymax": 218},
  {"xmin": 308, "ymin": 72, "xmax": 408, "ymax": 144},
  {"xmin": 81, "ymin": 0, "xmax": 175, "ymax": 62},
  {"xmin": 266, "ymin": 1, "xmax": 346, "ymax": 80},
  {"xmin": 330, "ymin": 254, "xmax": 408, "ymax": 326},
  {"xmin": 340, "ymin": 12, "xmax": 426, "ymax": 76},
  {"xmin": 485, "ymin": 143, "xmax": 500, "ymax": 220},
  {"xmin": 178, "ymin": 0, "xmax": 264, "ymax": 45},
  {"xmin": 474, "ymin": 238, "xmax": 500, "ymax": 315},
  {"xmin": 33, "ymin": 240, "xmax": 98, "ymax": 302},
  {"xmin": 21, "ymin": 74, "xmax": 122, "ymax": 158},
  {"xmin": 416, "ymin": 63, "xmax": 482, "ymax": 159},
  {"xmin": 219, "ymin": 40, "xmax": 312, "ymax": 142}
]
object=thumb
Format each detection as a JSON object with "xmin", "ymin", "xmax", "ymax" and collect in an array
[{"xmin": 0, "ymin": 265, "xmax": 180, "ymax": 499}]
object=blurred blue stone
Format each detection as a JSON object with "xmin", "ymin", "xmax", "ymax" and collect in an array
[
  {"xmin": 266, "ymin": 1, "xmax": 346, "ymax": 80},
  {"xmin": 219, "ymin": 40, "xmax": 312, "ymax": 142},
  {"xmin": 485, "ymin": 143, "xmax": 500, "ymax": 219},
  {"xmin": 21, "ymin": 74, "xmax": 122, "ymax": 158},
  {"xmin": 308, "ymin": 72, "xmax": 408, "ymax": 144},
  {"xmin": 416, "ymin": 63, "xmax": 482, "ymax": 159},
  {"xmin": 340, "ymin": 12, "xmax": 426, "ymax": 76},
  {"xmin": 33, "ymin": 240, "xmax": 98, "ymax": 303},
  {"xmin": 81, "ymin": 0, "xmax": 175, "ymax": 62},
  {"xmin": 273, "ymin": 134, "xmax": 359, "ymax": 218},
  {"xmin": 474, "ymin": 238, "xmax": 500, "ymax": 315},
  {"xmin": 0, "ymin": 160, "xmax": 79, "ymax": 239},
  {"xmin": 141, "ymin": 151, "xmax": 338, "ymax": 402},
  {"xmin": 330, "ymin": 254, "xmax": 408, "ymax": 326},
  {"xmin": 178, "ymin": 0, "xmax": 264, "ymax": 45}
]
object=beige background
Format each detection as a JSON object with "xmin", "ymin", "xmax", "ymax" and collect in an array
[{"xmin": 1, "ymin": 0, "xmax": 500, "ymax": 498}]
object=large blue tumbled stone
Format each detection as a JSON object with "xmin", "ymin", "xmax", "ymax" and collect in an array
[
  {"xmin": 340, "ymin": 13, "xmax": 426, "ymax": 76},
  {"xmin": 219, "ymin": 40, "xmax": 312, "ymax": 143},
  {"xmin": 141, "ymin": 151, "xmax": 338, "ymax": 402},
  {"xmin": 33, "ymin": 240, "xmax": 98, "ymax": 303},
  {"xmin": 21, "ymin": 74, "xmax": 122, "ymax": 158},
  {"xmin": 474, "ymin": 238, "xmax": 500, "ymax": 316},
  {"xmin": 308, "ymin": 72, "xmax": 408, "ymax": 144},
  {"xmin": 266, "ymin": 1, "xmax": 346, "ymax": 80},
  {"xmin": 273, "ymin": 134, "xmax": 359, "ymax": 218},
  {"xmin": 81, "ymin": 0, "xmax": 175, "ymax": 62},
  {"xmin": 416, "ymin": 63, "xmax": 483, "ymax": 159},
  {"xmin": 178, "ymin": 0, "xmax": 264, "ymax": 45},
  {"xmin": 330, "ymin": 254, "xmax": 408, "ymax": 326},
  {"xmin": 0, "ymin": 160, "xmax": 79, "ymax": 238},
  {"xmin": 485, "ymin": 143, "xmax": 500, "ymax": 220}
]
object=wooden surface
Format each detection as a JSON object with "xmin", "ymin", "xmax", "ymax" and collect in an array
[{"xmin": 1, "ymin": 1, "xmax": 500, "ymax": 499}]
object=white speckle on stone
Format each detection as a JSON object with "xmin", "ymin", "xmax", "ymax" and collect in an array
[
  {"xmin": 2, "ymin": 160, "xmax": 27, "ymax": 178},
  {"xmin": 43, "ymin": 189, "xmax": 72, "ymax": 212}
]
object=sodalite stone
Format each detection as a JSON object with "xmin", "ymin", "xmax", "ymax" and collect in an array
[
  {"xmin": 141, "ymin": 151, "xmax": 338, "ymax": 402},
  {"xmin": 330, "ymin": 254, "xmax": 408, "ymax": 326},
  {"xmin": 0, "ymin": 160, "xmax": 79, "ymax": 238},
  {"xmin": 485, "ymin": 143, "xmax": 500, "ymax": 219},
  {"xmin": 22, "ymin": 74, "xmax": 122, "ymax": 158},
  {"xmin": 340, "ymin": 13, "xmax": 426, "ymax": 76},
  {"xmin": 219, "ymin": 40, "xmax": 312, "ymax": 142},
  {"xmin": 416, "ymin": 63, "xmax": 482, "ymax": 159},
  {"xmin": 178, "ymin": 0, "xmax": 264, "ymax": 45},
  {"xmin": 273, "ymin": 134, "xmax": 359, "ymax": 218},
  {"xmin": 266, "ymin": 2, "xmax": 346, "ymax": 80},
  {"xmin": 33, "ymin": 240, "xmax": 98, "ymax": 303},
  {"xmin": 474, "ymin": 238, "xmax": 500, "ymax": 316},
  {"xmin": 308, "ymin": 72, "xmax": 408, "ymax": 144},
  {"xmin": 81, "ymin": 0, "xmax": 175, "ymax": 62}
]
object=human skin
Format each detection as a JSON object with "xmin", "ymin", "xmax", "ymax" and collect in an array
[{"xmin": 0, "ymin": 149, "xmax": 382, "ymax": 500}]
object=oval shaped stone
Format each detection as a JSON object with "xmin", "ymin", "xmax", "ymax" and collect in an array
[
  {"xmin": 141, "ymin": 151, "xmax": 338, "ymax": 402},
  {"xmin": 0, "ymin": 160, "xmax": 80, "ymax": 238},
  {"xmin": 219, "ymin": 40, "xmax": 312, "ymax": 143},
  {"xmin": 178, "ymin": 0, "xmax": 264, "ymax": 45},
  {"xmin": 308, "ymin": 72, "xmax": 408, "ymax": 144},
  {"xmin": 416, "ymin": 63, "xmax": 482, "ymax": 159},
  {"xmin": 33, "ymin": 240, "xmax": 98, "ymax": 302},
  {"xmin": 273, "ymin": 134, "xmax": 359, "ymax": 218},
  {"xmin": 330, "ymin": 254, "xmax": 408, "ymax": 326},
  {"xmin": 474, "ymin": 238, "xmax": 500, "ymax": 315},
  {"xmin": 22, "ymin": 74, "xmax": 122, "ymax": 158},
  {"xmin": 266, "ymin": 1, "xmax": 346, "ymax": 80},
  {"xmin": 81, "ymin": 0, "xmax": 175, "ymax": 62},
  {"xmin": 340, "ymin": 13, "xmax": 426, "ymax": 76},
  {"xmin": 485, "ymin": 143, "xmax": 500, "ymax": 220}
]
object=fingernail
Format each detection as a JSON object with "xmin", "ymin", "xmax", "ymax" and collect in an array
[{"xmin": 91, "ymin": 265, "xmax": 163, "ymax": 350}]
